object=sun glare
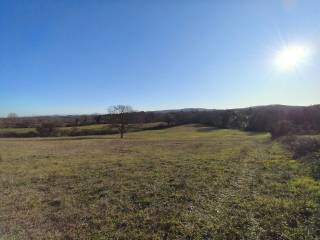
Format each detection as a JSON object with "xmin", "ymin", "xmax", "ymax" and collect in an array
[{"xmin": 275, "ymin": 45, "xmax": 309, "ymax": 71}]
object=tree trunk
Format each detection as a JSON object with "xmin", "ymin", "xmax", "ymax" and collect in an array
[{"xmin": 120, "ymin": 124, "xmax": 124, "ymax": 138}]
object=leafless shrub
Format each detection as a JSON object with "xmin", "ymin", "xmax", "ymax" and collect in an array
[
  {"xmin": 281, "ymin": 135, "xmax": 320, "ymax": 158},
  {"xmin": 36, "ymin": 122, "xmax": 57, "ymax": 137}
]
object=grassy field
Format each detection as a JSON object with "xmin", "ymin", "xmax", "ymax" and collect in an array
[
  {"xmin": 0, "ymin": 125, "xmax": 319, "ymax": 239},
  {"xmin": 0, "ymin": 127, "xmax": 35, "ymax": 133}
]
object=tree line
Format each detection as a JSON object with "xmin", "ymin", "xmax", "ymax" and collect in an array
[{"xmin": 1, "ymin": 104, "xmax": 320, "ymax": 138}]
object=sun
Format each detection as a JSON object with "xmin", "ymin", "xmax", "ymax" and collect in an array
[{"xmin": 275, "ymin": 45, "xmax": 309, "ymax": 71}]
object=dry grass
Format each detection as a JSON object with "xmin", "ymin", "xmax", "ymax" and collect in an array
[{"xmin": 0, "ymin": 125, "xmax": 319, "ymax": 239}]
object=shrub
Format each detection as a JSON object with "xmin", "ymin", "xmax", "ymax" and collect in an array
[
  {"xmin": 36, "ymin": 122, "xmax": 57, "ymax": 137},
  {"xmin": 0, "ymin": 131, "xmax": 37, "ymax": 138},
  {"xmin": 281, "ymin": 135, "xmax": 320, "ymax": 158},
  {"xmin": 282, "ymin": 135, "xmax": 320, "ymax": 181},
  {"xmin": 270, "ymin": 120, "xmax": 295, "ymax": 139}
]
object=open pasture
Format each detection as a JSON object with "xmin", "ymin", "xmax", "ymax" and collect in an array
[{"xmin": 0, "ymin": 125, "xmax": 319, "ymax": 239}]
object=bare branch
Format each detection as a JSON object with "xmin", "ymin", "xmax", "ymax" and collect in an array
[{"xmin": 108, "ymin": 105, "xmax": 134, "ymax": 138}]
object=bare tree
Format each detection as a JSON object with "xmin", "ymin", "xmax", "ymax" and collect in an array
[
  {"xmin": 108, "ymin": 105, "xmax": 134, "ymax": 138},
  {"xmin": 163, "ymin": 113, "xmax": 176, "ymax": 127}
]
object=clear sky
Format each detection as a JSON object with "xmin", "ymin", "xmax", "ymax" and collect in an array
[{"xmin": 1, "ymin": 0, "xmax": 319, "ymax": 117}]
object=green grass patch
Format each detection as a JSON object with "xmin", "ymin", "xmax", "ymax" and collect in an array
[{"xmin": 0, "ymin": 127, "xmax": 35, "ymax": 133}]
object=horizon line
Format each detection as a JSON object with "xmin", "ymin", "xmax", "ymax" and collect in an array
[{"xmin": 1, "ymin": 103, "xmax": 319, "ymax": 119}]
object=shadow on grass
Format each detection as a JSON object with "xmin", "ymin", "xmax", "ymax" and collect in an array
[{"xmin": 195, "ymin": 124, "xmax": 268, "ymax": 136}]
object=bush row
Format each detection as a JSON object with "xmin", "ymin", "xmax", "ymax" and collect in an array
[{"xmin": 0, "ymin": 122, "xmax": 169, "ymax": 138}]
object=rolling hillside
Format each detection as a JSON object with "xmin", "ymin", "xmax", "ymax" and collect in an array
[{"xmin": 0, "ymin": 125, "xmax": 319, "ymax": 239}]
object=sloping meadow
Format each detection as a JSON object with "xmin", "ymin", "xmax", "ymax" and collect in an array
[{"xmin": 0, "ymin": 125, "xmax": 319, "ymax": 239}]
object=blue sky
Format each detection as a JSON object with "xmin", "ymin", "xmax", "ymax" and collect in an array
[{"xmin": 1, "ymin": 0, "xmax": 319, "ymax": 116}]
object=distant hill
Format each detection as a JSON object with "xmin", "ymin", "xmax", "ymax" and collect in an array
[{"xmin": 154, "ymin": 108, "xmax": 212, "ymax": 113}]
